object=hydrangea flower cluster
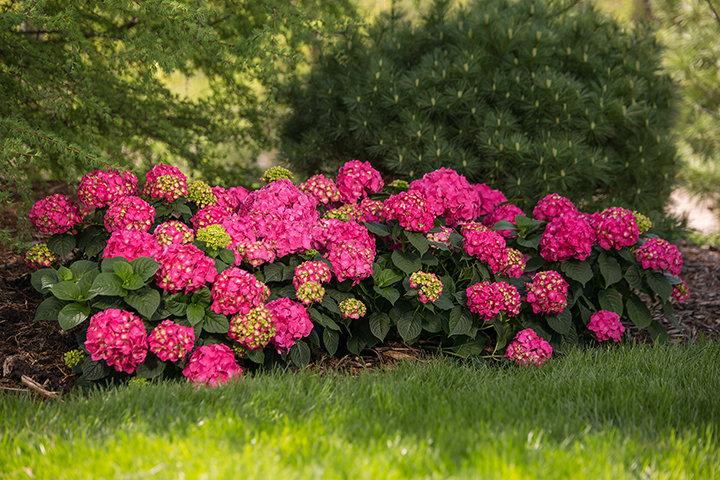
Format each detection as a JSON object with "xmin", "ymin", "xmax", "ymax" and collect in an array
[
  {"xmin": 633, "ymin": 211, "xmax": 652, "ymax": 234},
  {"xmin": 525, "ymin": 271, "xmax": 569, "ymax": 314},
  {"xmin": 473, "ymin": 183, "xmax": 507, "ymax": 217},
  {"xmin": 461, "ymin": 222, "xmax": 508, "ymax": 274},
  {"xmin": 504, "ymin": 329, "xmax": 553, "ymax": 367},
  {"xmin": 501, "ymin": 248, "xmax": 526, "ymax": 278},
  {"xmin": 484, "ymin": 203, "xmax": 524, "ymax": 237},
  {"xmin": 335, "ymin": 160, "xmax": 384, "ymax": 204},
  {"xmin": 532, "ymin": 193, "xmax": 578, "ymax": 221},
  {"xmin": 212, "ymin": 186, "xmax": 244, "ymax": 213},
  {"xmin": 539, "ymin": 213, "xmax": 595, "ymax": 262},
  {"xmin": 211, "ymin": 267, "xmax": 270, "ymax": 315},
  {"xmin": 324, "ymin": 203, "xmax": 363, "ymax": 222},
  {"xmin": 293, "ymin": 261, "xmax": 332, "ymax": 289},
  {"xmin": 389, "ymin": 179, "xmax": 409, "ymax": 190},
  {"xmin": 267, "ymin": 298, "xmax": 313, "ymax": 353},
  {"xmin": 312, "ymin": 219, "xmax": 375, "ymax": 284},
  {"xmin": 408, "ymin": 168, "xmax": 479, "ymax": 226},
  {"xmin": 153, "ymin": 220, "xmax": 194, "ymax": 246},
  {"xmin": 589, "ymin": 207, "xmax": 640, "ymax": 250},
  {"xmin": 182, "ymin": 344, "xmax": 242, "ymax": 387},
  {"xmin": 63, "ymin": 349, "xmax": 86, "ymax": 368},
  {"xmin": 229, "ymin": 304, "xmax": 277, "ymax": 349},
  {"xmin": 104, "ymin": 196, "xmax": 155, "ymax": 233},
  {"xmin": 298, "ymin": 175, "xmax": 341, "ymax": 205},
  {"xmin": 587, "ymin": 310, "xmax": 625, "ymax": 342},
  {"xmin": 155, "ymin": 243, "xmax": 216, "ymax": 293},
  {"xmin": 382, "ymin": 191, "xmax": 435, "ymax": 232},
  {"xmin": 191, "ymin": 206, "xmax": 230, "ymax": 230},
  {"xmin": 77, "ymin": 169, "xmax": 137, "ymax": 208},
  {"xmin": 187, "ymin": 180, "xmax": 216, "ymax": 208},
  {"xmin": 29, "ymin": 194, "xmax": 82, "ymax": 234},
  {"xmin": 409, "ymin": 271, "xmax": 443, "ymax": 303},
  {"xmin": 466, "ymin": 281, "xmax": 520, "ymax": 320},
  {"xmin": 296, "ymin": 282, "xmax": 325, "ymax": 305},
  {"xmin": 672, "ymin": 279, "xmax": 689, "ymax": 303},
  {"xmin": 426, "ymin": 226, "xmax": 457, "ymax": 251},
  {"xmin": 325, "ymin": 199, "xmax": 383, "ymax": 224},
  {"xmin": 85, "ymin": 309, "xmax": 148, "ymax": 374},
  {"xmin": 634, "ymin": 238, "xmax": 683, "ymax": 276},
  {"xmin": 148, "ymin": 320, "xmax": 195, "ymax": 362},
  {"xmin": 25, "ymin": 244, "xmax": 55, "ymax": 269},
  {"xmin": 142, "ymin": 164, "xmax": 187, "ymax": 202},
  {"xmin": 261, "ymin": 166, "xmax": 294, "ymax": 183},
  {"xmin": 196, "ymin": 224, "xmax": 232, "ymax": 249},
  {"xmin": 104, "ymin": 229, "xmax": 161, "ymax": 261},
  {"xmin": 339, "ymin": 298, "xmax": 366, "ymax": 319}
]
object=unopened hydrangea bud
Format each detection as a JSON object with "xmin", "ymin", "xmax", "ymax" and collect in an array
[
  {"xmin": 633, "ymin": 211, "xmax": 652, "ymax": 234},
  {"xmin": 128, "ymin": 377, "xmax": 149, "ymax": 387},
  {"xmin": 63, "ymin": 349, "xmax": 86, "ymax": 368},
  {"xmin": 197, "ymin": 224, "xmax": 232, "ymax": 249},
  {"xmin": 303, "ymin": 248, "xmax": 320, "ymax": 257},
  {"xmin": 389, "ymin": 179, "xmax": 409, "ymax": 190},
  {"xmin": 25, "ymin": 244, "xmax": 56, "ymax": 269},
  {"xmin": 324, "ymin": 204, "xmax": 357, "ymax": 222},
  {"xmin": 338, "ymin": 298, "xmax": 366, "ymax": 319},
  {"xmin": 229, "ymin": 304, "xmax": 277, "ymax": 349},
  {"xmin": 296, "ymin": 281, "xmax": 326, "ymax": 305},
  {"xmin": 232, "ymin": 343, "xmax": 247, "ymax": 358},
  {"xmin": 188, "ymin": 181, "xmax": 216, "ymax": 208},
  {"xmin": 261, "ymin": 166, "xmax": 294, "ymax": 184},
  {"xmin": 409, "ymin": 271, "xmax": 443, "ymax": 303}
]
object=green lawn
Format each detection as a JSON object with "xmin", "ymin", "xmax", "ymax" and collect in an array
[{"xmin": 2, "ymin": 342, "xmax": 719, "ymax": 479}]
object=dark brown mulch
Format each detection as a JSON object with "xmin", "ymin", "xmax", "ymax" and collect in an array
[{"xmin": 1, "ymin": 181, "xmax": 719, "ymax": 395}]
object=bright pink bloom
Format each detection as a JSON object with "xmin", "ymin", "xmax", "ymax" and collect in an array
[
  {"xmin": 210, "ymin": 267, "xmax": 270, "ymax": 315},
  {"xmin": 466, "ymin": 281, "xmax": 520, "ymax": 320},
  {"xmin": 312, "ymin": 219, "xmax": 375, "ymax": 285},
  {"xmin": 426, "ymin": 226, "xmax": 458, "ymax": 251},
  {"xmin": 484, "ymin": 203, "xmax": 524, "ymax": 237},
  {"xmin": 473, "ymin": 183, "xmax": 507, "ymax": 217},
  {"xmin": 154, "ymin": 243, "xmax": 216, "ymax": 293},
  {"xmin": 634, "ymin": 238, "xmax": 682, "ymax": 276},
  {"xmin": 148, "ymin": 320, "xmax": 195, "ymax": 362},
  {"xmin": 229, "ymin": 304, "xmax": 277, "ymax": 349},
  {"xmin": 293, "ymin": 261, "xmax": 332, "ymax": 289},
  {"xmin": 191, "ymin": 206, "xmax": 230, "ymax": 230},
  {"xmin": 335, "ymin": 160, "xmax": 384, "ymax": 204},
  {"xmin": 408, "ymin": 168, "xmax": 479, "ymax": 227},
  {"xmin": 104, "ymin": 196, "xmax": 155, "ymax": 233},
  {"xmin": 142, "ymin": 164, "xmax": 187, "ymax": 202},
  {"xmin": 268, "ymin": 298, "xmax": 313, "ymax": 353},
  {"xmin": 589, "ymin": 207, "xmax": 640, "ymax": 250},
  {"xmin": 504, "ymin": 328, "xmax": 552, "ymax": 367},
  {"xmin": 339, "ymin": 298, "xmax": 366, "ymax": 319},
  {"xmin": 382, "ymin": 190, "xmax": 435, "ymax": 233},
  {"xmin": 85, "ymin": 309, "xmax": 148, "ymax": 374},
  {"xmin": 104, "ymin": 229, "xmax": 161, "ymax": 261},
  {"xmin": 539, "ymin": 213, "xmax": 595, "ymax": 262},
  {"xmin": 525, "ymin": 271, "xmax": 569, "ymax": 314},
  {"xmin": 461, "ymin": 222, "xmax": 508, "ymax": 274},
  {"xmin": 153, "ymin": 220, "xmax": 194, "ymax": 246},
  {"xmin": 77, "ymin": 169, "xmax": 137, "ymax": 208},
  {"xmin": 587, "ymin": 310, "xmax": 625, "ymax": 342},
  {"xmin": 182, "ymin": 344, "xmax": 242, "ymax": 387},
  {"xmin": 672, "ymin": 279, "xmax": 689, "ymax": 303},
  {"xmin": 299, "ymin": 175, "xmax": 341, "ymax": 205},
  {"xmin": 532, "ymin": 193, "xmax": 578, "ymax": 222},
  {"xmin": 501, "ymin": 248, "xmax": 526, "ymax": 278},
  {"xmin": 211, "ymin": 186, "xmax": 243, "ymax": 213},
  {"xmin": 29, "ymin": 194, "xmax": 82, "ymax": 234},
  {"xmin": 25, "ymin": 244, "xmax": 55, "ymax": 269}
]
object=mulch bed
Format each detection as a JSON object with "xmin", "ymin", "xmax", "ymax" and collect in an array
[{"xmin": 1, "ymin": 181, "xmax": 719, "ymax": 395}]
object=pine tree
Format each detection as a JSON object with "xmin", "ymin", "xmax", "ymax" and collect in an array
[
  {"xmin": 281, "ymin": 0, "xmax": 681, "ymax": 232},
  {"xmin": 0, "ymin": 0, "xmax": 356, "ymax": 245}
]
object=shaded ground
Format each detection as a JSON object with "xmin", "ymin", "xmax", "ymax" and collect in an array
[{"xmin": 1, "ymin": 183, "xmax": 719, "ymax": 395}]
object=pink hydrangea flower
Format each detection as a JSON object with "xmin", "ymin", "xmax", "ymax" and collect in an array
[
  {"xmin": 154, "ymin": 243, "xmax": 217, "ymax": 293},
  {"xmin": 461, "ymin": 222, "xmax": 508, "ymax": 274},
  {"xmin": 532, "ymin": 193, "xmax": 578, "ymax": 222},
  {"xmin": 634, "ymin": 238, "xmax": 683, "ymax": 276},
  {"xmin": 104, "ymin": 196, "xmax": 156, "ymax": 233},
  {"xmin": 211, "ymin": 267, "xmax": 270, "ymax": 315},
  {"xmin": 182, "ymin": 344, "xmax": 242, "ymax": 387},
  {"xmin": 293, "ymin": 261, "xmax": 332, "ymax": 289},
  {"xmin": 25, "ymin": 244, "xmax": 55, "ymax": 269},
  {"xmin": 382, "ymin": 190, "xmax": 436, "ymax": 232},
  {"xmin": 587, "ymin": 310, "xmax": 625, "ymax": 342},
  {"xmin": 142, "ymin": 164, "xmax": 187, "ymax": 202},
  {"xmin": 212, "ymin": 186, "xmax": 244, "ymax": 213},
  {"xmin": 153, "ymin": 220, "xmax": 195, "ymax": 246},
  {"xmin": 85, "ymin": 309, "xmax": 148, "ymax": 374},
  {"xmin": 339, "ymin": 298, "xmax": 366, "ymax": 319},
  {"xmin": 426, "ymin": 226, "xmax": 458, "ymax": 252},
  {"xmin": 77, "ymin": 169, "xmax": 138, "ymax": 209},
  {"xmin": 295, "ymin": 282, "xmax": 326, "ymax": 305},
  {"xmin": 104, "ymin": 229, "xmax": 161, "ymax": 261},
  {"xmin": 228, "ymin": 304, "xmax": 277, "ymax": 349},
  {"xmin": 672, "ymin": 279, "xmax": 689, "ymax": 303},
  {"xmin": 267, "ymin": 297, "xmax": 313, "ymax": 353},
  {"xmin": 473, "ymin": 183, "xmax": 507, "ymax": 217},
  {"xmin": 539, "ymin": 213, "xmax": 595, "ymax": 262},
  {"xmin": 242, "ymin": 241, "xmax": 277, "ymax": 267},
  {"xmin": 409, "ymin": 271, "xmax": 443, "ymax": 303},
  {"xmin": 29, "ymin": 194, "xmax": 83, "ymax": 234},
  {"xmin": 408, "ymin": 168, "xmax": 480, "ymax": 227},
  {"xmin": 191, "ymin": 206, "xmax": 230, "ymax": 231},
  {"xmin": 299, "ymin": 174, "xmax": 341, "ymax": 205},
  {"xmin": 335, "ymin": 160, "xmax": 384, "ymax": 204},
  {"xmin": 501, "ymin": 248, "xmax": 526, "ymax": 278},
  {"xmin": 525, "ymin": 271, "xmax": 569, "ymax": 314},
  {"xmin": 466, "ymin": 281, "xmax": 520, "ymax": 320},
  {"xmin": 504, "ymin": 328, "xmax": 552, "ymax": 367},
  {"xmin": 312, "ymin": 219, "xmax": 375, "ymax": 285},
  {"xmin": 148, "ymin": 320, "xmax": 195, "ymax": 362},
  {"xmin": 484, "ymin": 203, "xmax": 524, "ymax": 237},
  {"xmin": 589, "ymin": 207, "xmax": 640, "ymax": 250}
]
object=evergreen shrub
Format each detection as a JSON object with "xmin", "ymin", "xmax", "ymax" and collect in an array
[
  {"xmin": 281, "ymin": 0, "xmax": 680, "ymax": 232},
  {"xmin": 27, "ymin": 162, "xmax": 687, "ymax": 386}
]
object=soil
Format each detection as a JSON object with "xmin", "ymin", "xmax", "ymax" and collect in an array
[{"xmin": 1, "ymin": 182, "xmax": 719, "ymax": 396}]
